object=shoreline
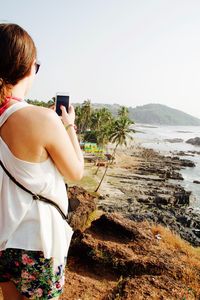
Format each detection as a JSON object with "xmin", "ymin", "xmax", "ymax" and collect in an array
[{"xmin": 96, "ymin": 145, "xmax": 200, "ymax": 247}]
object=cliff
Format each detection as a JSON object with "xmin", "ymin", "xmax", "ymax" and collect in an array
[{"xmin": 59, "ymin": 186, "xmax": 200, "ymax": 300}]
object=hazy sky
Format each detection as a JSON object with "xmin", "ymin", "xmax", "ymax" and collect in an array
[{"xmin": 1, "ymin": 0, "xmax": 200, "ymax": 118}]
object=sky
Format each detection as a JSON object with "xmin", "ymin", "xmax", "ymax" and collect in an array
[{"xmin": 1, "ymin": 0, "xmax": 200, "ymax": 118}]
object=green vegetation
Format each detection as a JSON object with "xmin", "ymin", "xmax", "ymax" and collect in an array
[
  {"xmin": 26, "ymin": 99, "xmax": 49, "ymax": 107},
  {"xmin": 75, "ymin": 100, "xmax": 134, "ymax": 146},
  {"xmin": 75, "ymin": 100, "xmax": 115, "ymax": 148},
  {"xmin": 68, "ymin": 171, "xmax": 98, "ymax": 192}
]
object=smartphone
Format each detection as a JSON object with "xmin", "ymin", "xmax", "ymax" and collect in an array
[{"xmin": 55, "ymin": 93, "xmax": 69, "ymax": 116}]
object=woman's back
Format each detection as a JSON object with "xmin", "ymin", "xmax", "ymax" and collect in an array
[{"xmin": 0, "ymin": 101, "xmax": 73, "ymax": 265}]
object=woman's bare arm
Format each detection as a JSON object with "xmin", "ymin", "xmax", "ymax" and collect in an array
[{"xmin": 43, "ymin": 109, "xmax": 84, "ymax": 181}]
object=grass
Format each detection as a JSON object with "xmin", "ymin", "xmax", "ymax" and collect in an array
[
  {"xmin": 85, "ymin": 209, "xmax": 104, "ymax": 229},
  {"xmin": 67, "ymin": 163, "xmax": 100, "ymax": 193},
  {"xmin": 66, "ymin": 162, "xmax": 106, "ymax": 194},
  {"xmin": 151, "ymin": 223, "xmax": 200, "ymax": 295}
]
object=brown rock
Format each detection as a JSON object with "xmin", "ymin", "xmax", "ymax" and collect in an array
[
  {"xmin": 67, "ymin": 186, "xmax": 97, "ymax": 231},
  {"xmin": 193, "ymin": 180, "xmax": 200, "ymax": 184}
]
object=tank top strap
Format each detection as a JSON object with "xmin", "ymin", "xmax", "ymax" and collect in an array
[{"xmin": 0, "ymin": 101, "xmax": 30, "ymax": 127}]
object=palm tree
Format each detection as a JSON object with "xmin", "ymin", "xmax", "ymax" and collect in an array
[
  {"xmin": 118, "ymin": 106, "xmax": 129, "ymax": 118},
  {"xmin": 75, "ymin": 105, "xmax": 84, "ymax": 134},
  {"xmin": 109, "ymin": 117, "xmax": 134, "ymax": 162},
  {"xmin": 75, "ymin": 100, "xmax": 93, "ymax": 138},
  {"xmin": 90, "ymin": 108, "xmax": 114, "ymax": 175},
  {"xmin": 90, "ymin": 108, "xmax": 113, "ymax": 145},
  {"xmin": 94, "ymin": 115, "xmax": 135, "ymax": 192},
  {"xmin": 81, "ymin": 100, "xmax": 92, "ymax": 132},
  {"xmin": 90, "ymin": 108, "xmax": 113, "ymax": 132}
]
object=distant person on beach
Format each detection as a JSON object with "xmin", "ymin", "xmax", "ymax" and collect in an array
[{"xmin": 0, "ymin": 23, "xmax": 84, "ymax": 300}]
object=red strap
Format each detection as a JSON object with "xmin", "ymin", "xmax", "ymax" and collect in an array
[
  {"xmin": 7, "ymin": 96, "xmax": 22, "ymax": 101},
  {"xmin": 0, "ymin": 96, "xmax": 22, "ymax": 115}
]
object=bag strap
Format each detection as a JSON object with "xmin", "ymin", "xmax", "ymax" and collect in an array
[{"xmin": 0, "ymin": 160, "xmax": 68, "ymax": 221}]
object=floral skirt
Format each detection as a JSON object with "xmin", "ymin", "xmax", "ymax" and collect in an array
[{"xmin": 0, "ymin": 248, "xmax": 66, "ymax": 299}]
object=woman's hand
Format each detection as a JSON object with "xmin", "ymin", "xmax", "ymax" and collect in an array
[{"xmin": 60, "ymin": 104, "xmax": 75, "ymax": 126}]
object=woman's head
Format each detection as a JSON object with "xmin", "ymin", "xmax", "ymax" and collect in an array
[{"xmin": 0, "ymin": 23, "xmax": 37, "ymax": 103}]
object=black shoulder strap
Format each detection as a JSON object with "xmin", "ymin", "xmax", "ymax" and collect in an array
[
  {"xmin": 0, "ymin": 160, "xmax": 36, "ymax": 196},
  {"xmin": 0, "ymin": 160, "xmax": 68, "ymax": 221}
]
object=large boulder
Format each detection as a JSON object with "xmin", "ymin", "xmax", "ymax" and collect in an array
[
  {"xmin": 67, "ymin": 186, "xmax": 97, "ymax": 231},
  {"xmin": 186, "ymin": 137, "xmax": 200, "ymax": 146}
]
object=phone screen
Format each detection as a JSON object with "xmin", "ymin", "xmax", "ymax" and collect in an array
[{"xmin": 55, "ymin": 95, "xmax": 69, "ymax": 116}]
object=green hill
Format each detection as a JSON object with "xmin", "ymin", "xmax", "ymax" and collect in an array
[{"xmin": 129, "ymin": 103, "xmax": 200, "ymax": 125}]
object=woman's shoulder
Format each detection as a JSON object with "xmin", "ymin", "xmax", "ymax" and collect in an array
[
  {"xmin": 14, "ymin": 104, "xmax": 62, "ymax": 140},
  {"xmin": 23, "ymin": 104, "xmax": 60, "ymax": 124},
  {"xmin": 26, "ymin": 103, "xmax": 54, "ymax": 115}
]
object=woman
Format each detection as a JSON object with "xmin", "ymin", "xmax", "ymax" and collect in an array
[{"xmin": 0, "ymin": 23, "xmax": 84, "ymax": 300}]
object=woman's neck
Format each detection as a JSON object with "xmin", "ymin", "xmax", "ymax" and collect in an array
[{"xmin": 10, "ymin": 77, "xmax": 29, "ymax": 99}]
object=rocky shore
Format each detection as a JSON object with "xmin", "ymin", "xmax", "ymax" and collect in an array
[{"xmin": 97, "ymin": 146, "xmax": 200, "ymax": 247}]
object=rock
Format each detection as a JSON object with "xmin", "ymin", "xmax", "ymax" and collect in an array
[
  {"xmin": 192, "ymin": 229, "xmax": 200, "ymax": 238},
  {"xmin": 96, "ymin": 161, "xmax": 107, "ymax": 167},
  {"xmin": 193, "ymin": 180, "xmax": 200, "ymax": 184},
  {"xmin": 176, "ymin": 151, "xmax": 192, "ymax": 156},
  {"xmin": 174, "ymin": 190, "xmax": 191, "ymax": 206},
  {"xmin": 176, "ymin": 215, "xmax": 191, "ymax": 227},
  {"xmin": 189, "ymin": 150, "xmax": 200, "ymax": 155},
  {"xmin": 154, "ymin": 196, "xmax": 169, "ymax": 206},
  {"xmin": 186, "ymin": 137, "xmax": 200, "ymax": 146},
  {"xmin": 98, "ymin": 195, "xmax": 106, "ymax": 200},
  {"xmin": 179, "ymin": 159, "xmax": 195, "ymax": 167},
  {"xmin": 97, "ymin": 147, "xmax": 199, "ymax": 246},
  {"xmin": 165, "ymin": 170, "xmax": 183, "ymax": 180},
  {"xmin": 66, "ymin": 213, "xmax": 200, "ymax": 299},
  {"xmin": 170, "ymin": 156, "xmax": 196, "ymax": 167},
  {"xmin": 68, "ymin": 186, "xmax": 97, "ymax": 231},
  {"xmin": 164, "ymin": 138, "xmax": 184, "ymax": 143}
]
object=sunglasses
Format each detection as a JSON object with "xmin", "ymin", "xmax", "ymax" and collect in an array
[{"xmin": 35, "ymin": 61, "xmax": 40, "ymax": 74}]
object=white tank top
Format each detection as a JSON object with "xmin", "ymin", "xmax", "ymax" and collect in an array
[{"xmin": 0, "ymin": 101, "xmax": 73, "ymax": 268}]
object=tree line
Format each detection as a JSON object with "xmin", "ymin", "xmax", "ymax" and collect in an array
[{"xmin": 75, "ymin": 100, "xmax": 134, "ymax": 146}]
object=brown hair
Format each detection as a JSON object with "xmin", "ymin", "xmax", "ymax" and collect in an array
[{"xmin": 0, "ymin": 23, "xmax": 37, "ymax": 104}]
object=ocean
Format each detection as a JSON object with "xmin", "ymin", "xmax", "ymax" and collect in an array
[{"xmin": 133, "ymin": 124, "xmax": 200, "ymax": 212}]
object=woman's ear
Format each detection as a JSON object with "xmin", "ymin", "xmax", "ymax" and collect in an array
[
  {"xmin": 30, "ymin": 60, "xmax": 36, "ymax": 77},
  {"xmin": 24, "ymin": 60, "xmax": 36, "ymax": 95}
]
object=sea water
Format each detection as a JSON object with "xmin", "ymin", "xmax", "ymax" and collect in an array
[{"xmin": 133, "ymin": 124, "xmax": 200, "ymax": 211}]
